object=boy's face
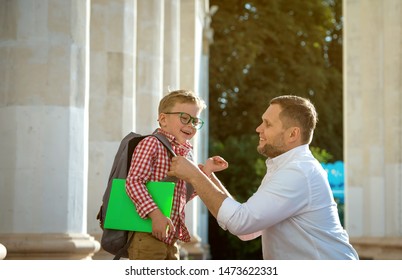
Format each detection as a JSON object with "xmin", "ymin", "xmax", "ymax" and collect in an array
[{"xmin": 159, "ymin": 102, "xmax": 202, "ymax": 144}]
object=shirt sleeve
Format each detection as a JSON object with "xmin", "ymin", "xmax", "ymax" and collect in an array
[
  {"xmin": 125, "ymin": 136, "xmax": 167, "ymax": 218},
  {"xmin": 217, "ymin": 165, "xmax": 309, "ymax": 236}
]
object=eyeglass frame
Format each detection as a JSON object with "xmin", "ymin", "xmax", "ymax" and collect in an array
[{"xmin": 163, "ymin": 112, "xmax": 204, "ymax": 129}]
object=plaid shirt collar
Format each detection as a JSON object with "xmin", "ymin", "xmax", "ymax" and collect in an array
[{"xmin": 155, "ymin": 128, "xmax": 193, "ymax": 153}]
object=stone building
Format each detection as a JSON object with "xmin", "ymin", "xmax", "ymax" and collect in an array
[
  {"xmin": 1, "ymin": 0, "xmax": 402, "ymax": 260},
  {"xmin": 0, "ymin": 0, "xmax": 213, "ymax": 259},
  {"xmin": 344, "ymin": 0, "xmax": 402, "ymax": 259}
]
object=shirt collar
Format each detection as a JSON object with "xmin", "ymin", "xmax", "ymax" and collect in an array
[
  {"xmin": 266, "ymin": 144, "xmax": 310, "ymax": 168},
  {"xmin": 156, "ymin": 128, "xmax": 193, "ymax": 150}
]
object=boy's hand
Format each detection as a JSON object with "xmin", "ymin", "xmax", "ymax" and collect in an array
[
  {"xmin": 200, "ymin": 156, "xmax": 228, "ymax": 177},
  {"xmin": 148, "ymin": 209, "xmax": 175, "ymax": 240}
]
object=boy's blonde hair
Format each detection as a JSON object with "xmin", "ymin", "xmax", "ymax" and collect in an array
[{"xmin": 158, "ymin": 89, "xmax": 207, "ymax": 114}]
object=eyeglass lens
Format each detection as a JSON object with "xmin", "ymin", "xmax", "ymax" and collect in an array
[
  {"xmin": 164, "ymin": 112, "xmax": 203, "ymax": 129},
  {"xmin": 180, "ymin": 113, "xmax": 201, "ymax": 126}
]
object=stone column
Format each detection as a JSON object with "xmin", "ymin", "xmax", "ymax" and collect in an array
[
  {"xmin": 136, "ymin": 0, "xmax": 165, "ymax": 134},
  {"xmin": 163, "ymin": 0, "xmax": 181, "ymax": 91},
  {"xmin": 344, "ymin": 0, "xmax": 402, "ymax": 259},
  {"xmin": 196, "ymin": 0, "xmax": 217, "ymax": 259},
  {"xmin": 0, "ymin": 244, "xmax": 6, "ymax": 260},
  {"xmin": 88, "ymin": 0, "xmax": 137, "ymax": 260},
  {"xmin": 178, "ymin": 0, "xmax": 209, "ymax": 259},
  {"xmin": 0, "ymin": 0, "xmax": 99, "ymax": 259}
]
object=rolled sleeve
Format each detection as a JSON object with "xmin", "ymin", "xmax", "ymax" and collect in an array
[
  {"xmin": 136, "ymin": 199, "xmax": 159, "ymax": 218},
  {"xmin": 216, "ymin": 166, "xmax": 309, "ymax": 236},
  {"xmin": 217, "ymin": 197, "xmax": 241, "ymax": 230}
]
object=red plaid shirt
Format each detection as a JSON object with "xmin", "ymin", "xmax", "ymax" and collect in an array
[{"xmin": 125, "ymin": 128, "xmax": 195, "ymax": 245}]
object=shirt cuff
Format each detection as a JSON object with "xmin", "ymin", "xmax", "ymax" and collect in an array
[
  {"xmin": 217, "ymin": 197, "xmax": 241, "ymax": 230},
  {"xmin": 137, "ymin": 201, "xmax": 158, "ymax": 219}
]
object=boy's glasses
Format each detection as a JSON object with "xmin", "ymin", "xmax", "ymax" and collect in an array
[{"xmin": 164, "ymin": 112, "xmax": 204, "ymax": 129}]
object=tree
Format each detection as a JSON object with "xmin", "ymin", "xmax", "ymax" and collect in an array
[{"xmin": 208, "ymin": 0, "xmax": 343, "ymax": 259}]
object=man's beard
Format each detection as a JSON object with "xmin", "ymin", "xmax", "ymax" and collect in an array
[{"xmin": 257, "ymin": 143, "xmax": 285, "ymax": 159}]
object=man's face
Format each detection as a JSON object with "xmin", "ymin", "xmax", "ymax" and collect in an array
[{"xmin": 255, "ymin": 104, "xmax": 288, "ymax": 158}]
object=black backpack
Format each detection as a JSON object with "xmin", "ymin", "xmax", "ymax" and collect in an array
[{"xmin": 96, "ymin": 131, "xmax": 184, "ymax": 260}]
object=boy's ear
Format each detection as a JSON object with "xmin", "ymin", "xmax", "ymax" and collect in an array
[{"xmin": 158, "ymin": 113, "xmax": 167, "ymax": 127}]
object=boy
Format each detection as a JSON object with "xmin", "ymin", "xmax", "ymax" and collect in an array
[{"xmin": 125, "ymin": 89, "xmax": 227, "ymax": 260}]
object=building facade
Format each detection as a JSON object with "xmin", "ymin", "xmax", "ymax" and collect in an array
[
  {"xmin": 0, "ymin": 0, "xmax": 212, "ymax": 259},
  {"xmin": 344, "ymin": 0, "xmax": 402, "ymax": 259}
]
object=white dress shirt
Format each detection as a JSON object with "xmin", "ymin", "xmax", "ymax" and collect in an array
[{"xmin": 217, "ymin": 144, "xmax": 359, "ymax": 260}]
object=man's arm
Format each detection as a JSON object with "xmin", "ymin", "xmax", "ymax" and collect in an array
[
  {"xmin": 209, "ymin": 172, "xmax": 233, "ymax": 199},
  {"xmin": 199, "ymin": 156, "xmax": 232, "ymax": 198},
  {"xmin": 168, "ymin": 156, "xmax": 229, "ymax": 218}
]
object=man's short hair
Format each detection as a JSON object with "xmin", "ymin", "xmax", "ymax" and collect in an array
[{"xmin": 270, "ymin": 95, "xmax": 318, "ymax": 144}]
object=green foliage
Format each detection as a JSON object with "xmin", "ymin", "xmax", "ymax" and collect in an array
[
  {"xmin": 337, "ymin": 200, "xmax": 345, "ymax": 226},
  {"xmin": 208, "ymin": 215, "xmax": 263, "ymax": 259},
  {"xmin": 209, "ymin": 0, "xmax": 343, "ymax": 160},
  {"xmin": 208, "ymin": 0, "xmax": 343, "ymax": 259},
  {"xmin": 210, "ymin": 135, "xmax": 264, "ymax": 198},
  {"xmin": 209, "ymin": 135, "xmax": 265, "ymax": 259},
  {"xmin": 310, "ymin": 146, "xmax": 333, "ymax": 163}
]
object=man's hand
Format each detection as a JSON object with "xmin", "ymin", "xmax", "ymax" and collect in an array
[
  {"xmin": 168, "ymin": 156, "xmax": 230, "ymax": 219},
  {"xmin": 168, "ymin": 156, "xmax": 202, "ymax": 182}
]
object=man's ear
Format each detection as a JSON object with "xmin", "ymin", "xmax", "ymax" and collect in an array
[{"xmin": 288, "ymin": 127, "xmax": 301, "ymax": 143}]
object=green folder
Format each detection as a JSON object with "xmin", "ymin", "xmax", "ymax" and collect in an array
[{"xmin": 103, "ymin": 179, "xmax": 175, "ymax": 232}]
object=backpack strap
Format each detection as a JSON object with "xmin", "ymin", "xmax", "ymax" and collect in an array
[
  {"xmin": 113, "ymin": 232, "xmax": 135, "ymax": 260},
  {"xmin": 182, "ymin": 151, "xmax": 195, "ymax": 202},
  {"xmin": 152, "ymin": 133, "xmax": 177, "ymax": 157},
  {"xmin": 152, "ymin": 132, "xmax": 194, "ymax": 201}
]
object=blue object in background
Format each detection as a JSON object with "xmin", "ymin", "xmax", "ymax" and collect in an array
[{"xmin": 321, "ymin": 161, "xmax": 344, "ymax": 203}]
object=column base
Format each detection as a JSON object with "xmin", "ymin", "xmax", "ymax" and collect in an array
[
  {"xmin": 0, "ymin": 243, "xmax": 6, "ymax": 260},
  {"xmin": 179, "ymin": 235, "xmax": 208, "ymax": 260},
  {"xmin": 350, "ymin": 237, "xmax": 402, "ymax": 259},
  {"xmin": 90, "ymin": 233, "xmax": 123, "ymax": 260},
  {"xmin": 91, "ymin": 232, "xmax": 210, "ymax": 260},
  {"xmin": 0, "ymin": 233, "xmax": 100, "ymax": 260}
]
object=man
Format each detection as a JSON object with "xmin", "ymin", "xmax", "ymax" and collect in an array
[{"xmin": 168, "ymin": 95, "xmax": 359, "ymax": 260}]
